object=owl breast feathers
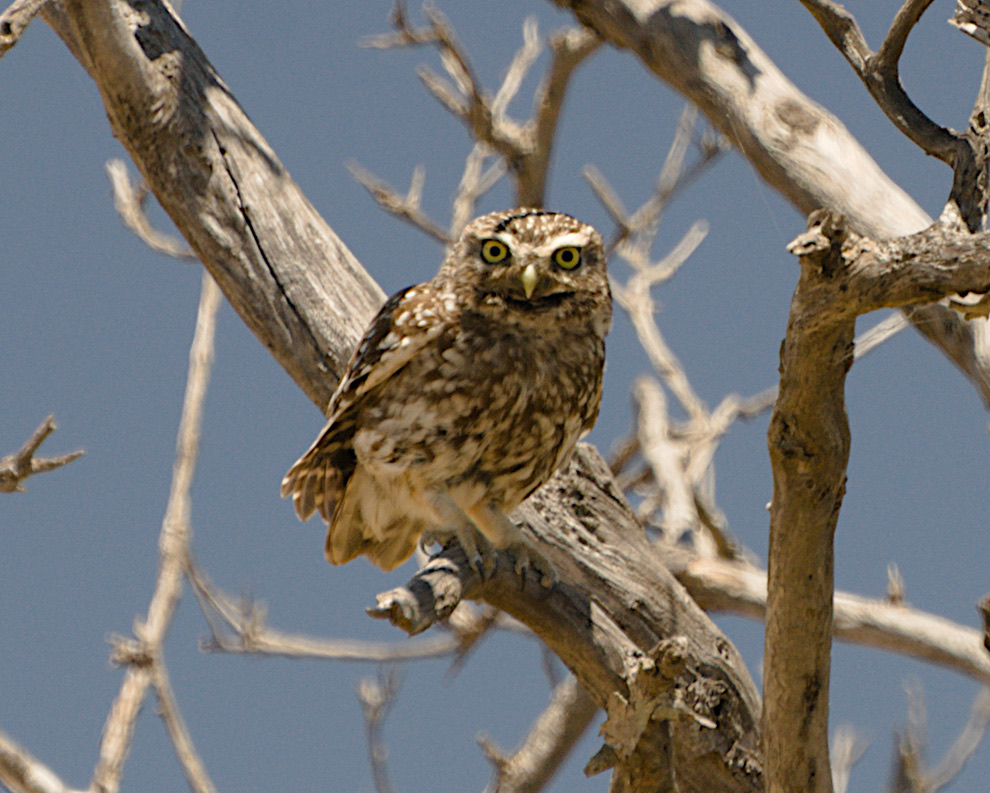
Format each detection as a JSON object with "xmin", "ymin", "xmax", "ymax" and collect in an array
[{"xmin": 281, "ymin": 208, "xmax": 611, "ymax": 578}]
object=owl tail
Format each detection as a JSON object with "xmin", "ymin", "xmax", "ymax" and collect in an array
[
  {"xmin": 282, "ymin": 444, "xmax": 352, "ymax": 523},
  {"xmin": 325, "ymin": 467, "xmax": 423, "ymax": 571}
]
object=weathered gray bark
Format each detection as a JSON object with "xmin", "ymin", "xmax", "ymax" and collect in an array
[
  {"xmin": 40, "ymin": 1, "xmax": 765, "ymax": 790},
  {"xmin": 763, "ymin": 208, "xmax": 990, "ymax": 793},
  {"xmin": 675, "ymin": 555, "xmax": 990, "ymax": 687},
  {"xmin": 372, "ymin": 445, "xmax": 763, "ymax": 793},
  {"xmin": 46, "ymin": 0, "xmax": 384, "ymax": 411},
  {"xmin": 549, "ymin": 0, "xmax": 990, "ymax": 404},
  {"xmin": 30, "ymin": 2, "xmax": 990, "ymax": 792}
]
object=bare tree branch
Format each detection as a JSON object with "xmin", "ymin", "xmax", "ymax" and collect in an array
[
  {"xmin": 357, "ymin": 668, "xmax": 402, "ymax": 793},
  {"xmin": 757, "ymin": 206, "xmax": 990, "ymax": 793},
  {"xmin": 0, "ymin": 0, "xmax": 47, "ymax": 57},
  {"xmin": 187, "ymin": 559, "xmax": 459, "ymax": 662},
  {"xmin": 449, "ymin": 143, "xmax": 506, "ymax": 237},
  {"xmin": 30, "ymin": 8, "xmax": 768, "ymax": 789},
  {"xmin": 370, "ymin": 445, "xmax": 763, "ymax": 793},
  {"xmin": 952, "ymin": 0, "xmax": 990, "ymax": 47},
  {"xmin": 588, "ymin": 122, "xmax": 757, "ymax": 559},
  {"xmin": 549, "ymin": 0, "xmax": 990, "ymax": 404},
  {"xmin": 799, "ymin": 0, "xmax": 957, "ymax": 165},
  {"xmin": 44, "ymin": 0, "xmax": 385, "ymax": 411},
  {"xmin": 22, "ymin": 3, "xmax": 990, "ymax": 792},
  {"xmin": 347, "ymin": 161, "xmax": 452, "ymax": 245},
  {"xmin": 90, "ymin": 271, "xmax": 221, "ymax": 793},
  {"xmin": 527, "ymin": 25, "xmax": 601, "ymax": 199},
  {"xmin": 0, "ymin": 416, "xmax": 83, "ymax": 494},
  {"xmin": 926, "ymin": 687, "xmax": 990, "ymax": 791},
  {"xmin": 765, "ymin": 264, "xmax": 852, "ymax": 793},
  {"xmin": 830, "ymin": 725, "xmax": 869, "ymax": 793},
  {"xmin": 147, "ymin": 656, "xmax": 218, "ymax": 793},
  {"xmin": 105, "ymin": 159, "xmax": 197, "ymax": 260},
  {"xmin": 585, "ymin": 104, "xmax": 727, "ymax": 256},
  {"xmin": 480, "ymin": 675, "xmax": 598, "ymax": 793},
  {"xmin": 0, "ymin": 730, "xmax": 83, "ymax": 793},
  {"xmin": 366, "ymin": 5, "xmax": 597, "ymax": 207},
  {"xmin": 675, "ymin": 556, "xmax": 990, "ymax": 686}
]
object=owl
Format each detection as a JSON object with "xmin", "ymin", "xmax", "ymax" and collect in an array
[{"xmin": 281, "ymin": 208, "xmax": 611, "ymax": 585}]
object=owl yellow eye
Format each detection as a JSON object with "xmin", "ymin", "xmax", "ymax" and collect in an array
[
  {"xmin": 552, "ymin": 246, "xmax": 581, "ymax": 270},
  {"xmin": 481, "ymin": 239, "xmax": 509, "ymax": 263}
]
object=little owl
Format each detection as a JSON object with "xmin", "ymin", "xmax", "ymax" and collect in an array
[{"xmin": 281, "ymin": 208, "xmax": 611, "ymax": 585}]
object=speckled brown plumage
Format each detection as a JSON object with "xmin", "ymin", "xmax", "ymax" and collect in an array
[{"xmin": 281, "ymin": 208, "xmax": 611, "ymax": 583}]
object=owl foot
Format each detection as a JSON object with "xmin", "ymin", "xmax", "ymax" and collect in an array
[
  {"xmin": 421, "ymin": 526, "xmax": 497, "ymax": 579},
  {"xmin": 505, "ymin": 539, "xmax": 556, "ymax": 589}
]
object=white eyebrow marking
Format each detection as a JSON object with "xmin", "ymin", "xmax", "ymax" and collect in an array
[{"xmin": 533, "ymin": 231, "xmax": 591, "ymax": 256}]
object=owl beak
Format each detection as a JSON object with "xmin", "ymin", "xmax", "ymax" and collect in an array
[{"xmin": 521, "ymin": 263, "xmax": 538, "ymax": 300}]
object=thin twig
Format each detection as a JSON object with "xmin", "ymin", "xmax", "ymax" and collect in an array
[
  {"xmin": 0, "ymin": 729, "xmax": 84, "ymax": 793},
  {"xmin": 0, "ymin": 416, "xmax": 83, "ymax": 493},
  {"xmin": 365, "ymin": 5, "xmax": 599, "ymax": 207},
  {"xmin": 854, "ymin": 311, "xmax": 910, "ymax": 357},
  {"xmin": 149, "ymin": 659, "xmax": 219, "ymax": 793},
  {"xmin": 187, "ymin": 559, "xmax": 459, "ymax": 662},
  {"xmin": 347, "ymin": 161, "xmax": 452, "ymax": 245},
  {"xmin": 449, "ymin": 143, "xmax": 505, "ymax": 238},
  {"xmin": 105, "ymin": 159, "xmax": 197, "ymax": 260},
  {"xmin": 357, "ymin": 668, "xmax": 402, "ymax": 793},
  {"xmin": 89, "ymin": 272, "xmax": 221, "ymax": 793},
  {"xmin": 830, "ymin": 725, "xmax": 869, "ymax": 793},
  {"xmin": 612, "ymin": 220, "xmax": 710, "ymax": 422},
  {"xmin": 633, "ymin": 377, "xmax": 697, "ymax": 537},
  {"xmin": 480, "ymin": 675, "xmax": 598, "ymax": 793},
  {"xmin": 926, "ymin": 687, "xmax": 990, "ymax": 791},
  {"xmin": 491, "ymin": 17, "xmax": 541, "ymax": 120}
]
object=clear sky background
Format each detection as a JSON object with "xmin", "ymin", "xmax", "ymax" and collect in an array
[{"xmin": 2, "ymin": 2, "xmax": 989, "ymax": 791}]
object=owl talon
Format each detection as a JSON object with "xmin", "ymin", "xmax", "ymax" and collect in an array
[
  {"xmin": 508, "ymin": 542, "xmax": 557, "ymax": 589},
  {"xmin": 421, "ymin": 527, "xmax": 494, "ymax": 579}
]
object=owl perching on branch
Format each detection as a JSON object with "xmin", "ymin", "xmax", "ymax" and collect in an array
[{"xmin": 281, "ymin": 208, "xmax": 612, "ymax": 586}]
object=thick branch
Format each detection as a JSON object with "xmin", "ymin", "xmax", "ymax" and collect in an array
[
  {"xmin": 46, "ymin": 0, "xmax": 384, "ymax": 410},
  {"xmin": 553, "ymin": 0, "xmax": 927, "ymax": 237},
  {"xmin": 549, "ymin": 0, "xmax": 990, "ymax": 403},
  {"xmin": 758, "ymin": 204, "xmax": 990, "ymax": 793},
  {"xmin": 371, "ymin": 445, "xmax": 763, "ymax": 793},
  {"xmin": 764, "ymin": 225, "xmax": 854, "ymax": 793},
  {"xmin": 786, "ymin": 209, "xmax": 990, "ymax": 328}
]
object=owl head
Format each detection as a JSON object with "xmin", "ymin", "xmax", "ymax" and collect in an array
[{"xmin": 437, "ymin": 208, "xmax": 611, "ymax": 335}]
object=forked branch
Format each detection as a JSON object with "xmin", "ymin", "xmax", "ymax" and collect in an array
[
  {"xmin": 763, "ymin": 207, "xmax": 990, "ymax": 793},
  {"xmin": 364, "ymin": 4, "xmax": 599, "ymax": 207},
  {"xmin": 0, "ymin": 416, "xmax": 83, "ymax": 494}
]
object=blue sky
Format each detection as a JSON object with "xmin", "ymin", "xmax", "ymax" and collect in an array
[{"xmin": 2, "ymin": 2, "xmax": 989, "ymax": 791}]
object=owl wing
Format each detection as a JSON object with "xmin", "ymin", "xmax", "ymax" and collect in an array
[{"xmin": 281, "ymin": 284, "xmax": 450, "ymax": 522}]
